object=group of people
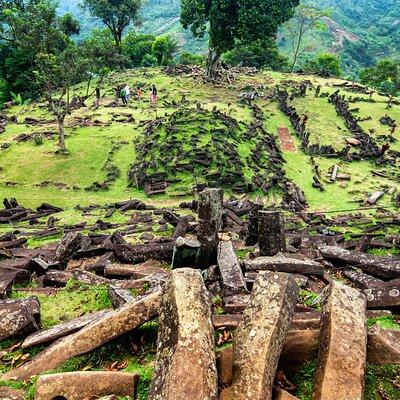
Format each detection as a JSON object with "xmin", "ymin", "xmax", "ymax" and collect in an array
[{"xmin": 119, "ymin": 84, "xmax": 158, "ymax": 106}]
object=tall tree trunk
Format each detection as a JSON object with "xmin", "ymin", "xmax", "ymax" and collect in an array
[
  {"xmin": 206, "ymin": 48, "xmax": 221, "ymax": 78},
  {"xmin": 57, "ymin": 115, "xmax": 67, "ymax": 153}
]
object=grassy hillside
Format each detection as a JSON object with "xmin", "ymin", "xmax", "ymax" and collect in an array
[{"xmin": 0, "ymin": 68, "xmax": 399, "ymax": 218}]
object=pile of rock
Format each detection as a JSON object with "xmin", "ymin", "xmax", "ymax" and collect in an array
[{"xmin": 1, "ymin": 188, "xmax": 399, "ymax": 399}]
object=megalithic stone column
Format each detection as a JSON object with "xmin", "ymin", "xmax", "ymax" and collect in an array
[
  {"xmin": 195, "ymin": 188, "xmax": 223, "ymax": 269},
  {"xmin": 245, "ymin": 207, "xmax": 260, "ymax": 246},
  {"xmin": 312, "ymin": 281, "xmax": 367, "ymax": 400},
  {"xmin": 220, "ymin": 271, "xmax": 299, "ymax": 400},
  {"xmin": 148, "ymin": 268, "xmax": 218, "ymax": 400},
  {"xmin": 258, "ymin": 210, "xmax": 286, "ymax": 256}
]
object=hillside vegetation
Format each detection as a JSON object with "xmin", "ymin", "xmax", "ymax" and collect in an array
[{"xmin": 1, "ymin": 68, "xmax": 399, "ymax": 218}]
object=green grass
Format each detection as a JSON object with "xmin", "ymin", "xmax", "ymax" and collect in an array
[
  {"xmin": 10, "ymin": 279, "xmax": 112, "ymax": 329},
  {"xmin": 0, "ymin": 67, "xmax": 398, "ymax": 213},
  {"xmin": 368, "ymin": 315, "xmax": 400, "ymax": 330},
  {"xmin": 289, "ymin": 360, "xmax": 400, "ymax": 400}
]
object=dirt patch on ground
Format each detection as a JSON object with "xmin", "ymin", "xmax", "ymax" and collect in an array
[{"xmin": 278, "ymin": 127, "xmax": 296, "ymax": 152}]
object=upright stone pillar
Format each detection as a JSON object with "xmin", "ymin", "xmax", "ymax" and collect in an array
[
  {"xmin": 148, "ymin": 269, "xmax": 218, "ymax": 400},
  {"xmin": 220, "ymin": 271, "xmax": 299, "ymax": 400},
  {"xmin": 258, "ymin": 210, "xmax": 286, "ymax": 256},
  {"xmin": 312, "ymin": 281, "xmax": 367, "ymax": 400},
  {"xmin": 196, "ymin": 188, "xmax": 223, "ymax": 268},
  {"xmin": 245, "ymin": 207, "xmax": 260, "ymax": 246}
]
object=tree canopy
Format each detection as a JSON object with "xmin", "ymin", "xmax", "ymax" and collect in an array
[
  {"xmin": 82, "ymin": 0, "xmax": 142, "ymax": 49},
  {"xmin": 181, "ymin": 0, "xmax": 300, "ymax": 75}
]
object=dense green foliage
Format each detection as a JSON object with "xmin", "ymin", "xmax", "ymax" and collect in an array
[
  {"xmin": 360, "ymin": 60, "xmax": 400, "ymax": 96},
  {"xmin": 304, "ymin": 53, "xmax": 342, "ymax": 77},
  {"xmin": 180, "ymin": 0, "xmax": 299, "ymax": 74},
  {"xmin": 82, "ymin": 0, "xmax": 142, "ymax": 48}
]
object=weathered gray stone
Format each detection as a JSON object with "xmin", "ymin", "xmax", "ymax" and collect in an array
[
  {"xmin": 367, "ymin": 325, "xmax": 400, "ymax": 364},
  {"xmin": 35, "ymin": 371, "xmax": 138, "ymax": 400},
  {"xmin": 312, "ymin": 281, "xmax": 367, "ymax": 400},
  {"xmin": 22, "ymin": 309, "xmax": 112, "ymax": 349},
  {"xmin": 148, "ymin": 268, "xmax": 218, "ymax": 400},
  {"xmin": 245, "ymin": 208, "xmax": 260, "ymax": 246},
  {"xmin": 258, "ymin": 211, "xmax": 286, "ymax": 256},
  {"xmin": 104, "ymin": 261, "xmax": 168, "ymax": 278},
  {"xmin": 319, "ymin": 245, "xmax": 400, "ymax": 278},
  {"xmin": 0, "ymin": 297, "xmax": 40, "ymax": 341},
  {"xmin": 364, "ymin": 287, "xmax": 400, "ymax": 308},
  {"xmin": 54, "ymin": 231, "xmax": 83, "ymax": 264},
  {"xmin": 3, "ymin": 291, "xmax": 161, "ymax": 381},
  {"xmin": 220, "ymin": 271, "xmax": 298, "ymax": 400},
  {"xmin": 245, "ymin": 254, "xmax": 324, "ymax": 276},
  {"xmin": 343, "ymin": 269, "xmax": 385, "ymax": 289},
  {"xmin": 108, "ymin": 285, "xmax": 135, "ymax": 308},
  {"xmin": 196, "ymin": 188, "xmax": 223, "ymax": 268},
  {"xmin": 217, "ymin": 241, "xmax": 248, "ymax": 296}
]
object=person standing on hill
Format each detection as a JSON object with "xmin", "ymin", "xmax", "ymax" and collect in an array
[
  {"xmin": 120, "ymin": 85, "xmax": 127, "ymax": 105},
  {"xmin": 125, "ymin": 85, "xmax": 131, "ymax": 103},
  {"xmin": 137, "ymin": 86, "xmax": 142, "ymax": 102},
  {"xmin": 150, "ymin": 84, "xmax": 158, "ymax": 105}
]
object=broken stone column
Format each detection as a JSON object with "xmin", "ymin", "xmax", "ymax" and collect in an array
[
  {"xmin": 220, "ymin": 271, "xmax": 299, "ymax": 400},
  {"xmin": 0, "ymin": 297, "xmax": 40, "ymax": 341},
  {"xmin": 35, "ymin": 371, "xmax": 138, "ymax": 400},
  {"xmin": 195, "ymin": 188, "xmax": 223, "ymax": 269},
  {"xmin": 258, "ymin": 210, "xmax": 286, "ymax": 256},
  {"xmin": 217, "ymin": 241, "xmax": 248, "ymax": 296},
  {"xmin": 148, "ymin": 268, "xmax": 218, "ymax": 400},
  {"xmin": 367, "ymin": 325, "xmax": 400, "ymax": 364},
  {"xmin": 245, "ymin": 208, "xmax": 260, "ymax": 246},
  {"xmin": 312, "ymin": 281, "xmax": 367, "ymax": 400},
  {"xmin": 3, "ymin": 291, "xmax": 161, "ymax": 381}
]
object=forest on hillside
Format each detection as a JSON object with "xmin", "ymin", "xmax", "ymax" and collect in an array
[{"xmin": 59, "ymin": 0, "xmax": 400, "ymax": 74}]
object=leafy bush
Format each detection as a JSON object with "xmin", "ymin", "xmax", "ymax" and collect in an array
[
  {"xmin": 179, "ymin": 52, "xmax": 205, "ymax": 66},
  {"xmin": 303, "ymin": 53, "xmax": 342, "ymax": 77}
]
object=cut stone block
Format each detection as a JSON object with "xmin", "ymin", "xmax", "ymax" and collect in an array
[
  {"xmin": 217, "ymin": 241, "xmax": 248, "ymax": 296},
  {"xmin": 0, "ymin": 297, "xmax": 40, "ymax": 341},
  {"xmin": 258, "ymin": 211, "xmax": 286, "ymax": 256},
  {"xmin": 319, "ymin": 245, "xmax": 400, "ymax": 279},
  {"xmin": 35, "ymin": 371, "xmax": 138, "ymax": 400},
  {"xmin": 148, "ymin": 268, "xmax": 218, "ymax": 400},
  {"xmin": 364, "ymin": 287, "xmax": 400, "ymax": 308},
  {"xmin": 312, "ymin": 281, "xmax": 367, "ymax": 400},
  {"xmin": 22, "ymin": 309, "xmax": 112, "ymax": 349},
  {"xmin": 3, "ymin": 291, "xmax": 161, "ymax": 381},
  {"xmin": 245, "ymin": 255, "xmax": 324, "ymax": 276},
  {"xmin": 367, "ymin": 325, "xmax": 400, "ymax": 364},
  {"xmin": 196, "ymin": 188, "xmax": 223, "ymax": 268},
  {"xmin": 220, "ymin": 271, "xmax": 298, "ymax": 400}
]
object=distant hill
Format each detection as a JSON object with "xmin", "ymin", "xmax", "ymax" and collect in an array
[{"xmin": 58, "ymin": 0, "xmax": 400, "ymax": 73}]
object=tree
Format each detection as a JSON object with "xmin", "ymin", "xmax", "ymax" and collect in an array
[
  {"xmin": 223, "ymin": 38, "xmax": 287, "ymax": 70},
  {"xmin": 82, "ymin": 0, "xmax": 142, "ymax": 50},
  {"xmin": 304, "ymin": 53, "xmax": 342, "ymax": 77},
  {"xmin": 179, "ymin": 51, "xmax": 205, "ymax": 66},
  {"xmin": 122, "ymin": 31, "xmax": 155, "ymax": 66},
  {"xmin": 0, "ymin": 0, "xmax": 80, "ymax": 100},
  {"xmin": 360, "ymin": 59, "xmax": 400, "ymax": 95},
  {"xmin": 180, "ymin": 0, "xmax": 299, "ymax": 77},
  {"xmin": 283, "ymin": 5, "xmax": 330, "ymax": 72},
  {"xmin": 35, "ymin": 46, "xmax": 86, "ymax": 153},
  {"xmin": 152, "ymin": 35, "xmax": 178, "ymax": 66}
]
